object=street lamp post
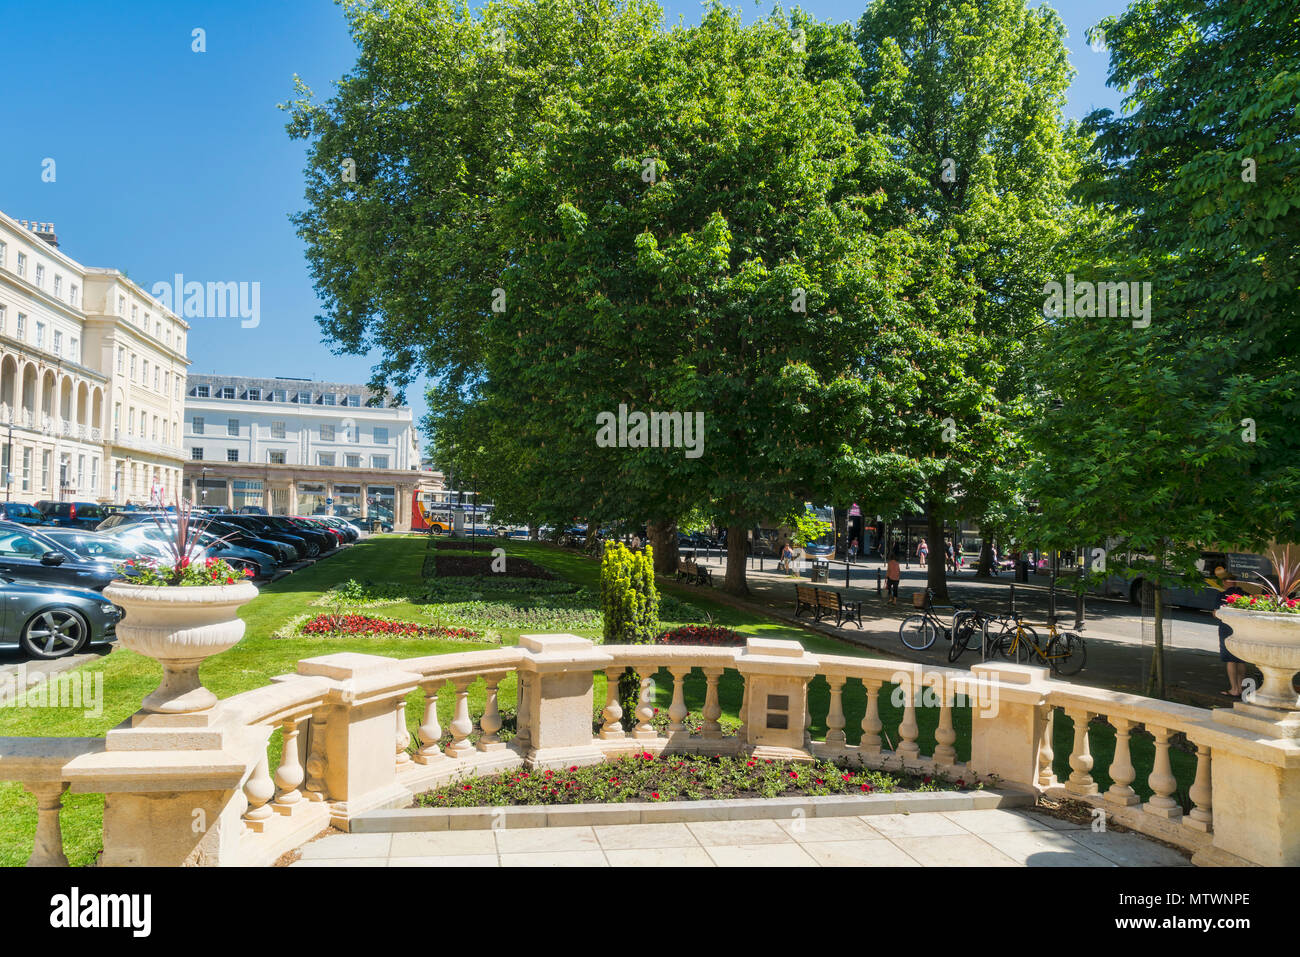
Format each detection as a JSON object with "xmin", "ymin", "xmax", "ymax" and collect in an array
[
  {"xmin": 5, "ymin": 422, "xmax": 11, "ymax": 502},
  {"xmin": 200, "ymin": 467, "xmax": 210, "ymax": 507}
]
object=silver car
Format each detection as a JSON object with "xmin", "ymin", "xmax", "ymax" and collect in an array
[{"xmin": 0, "ymin": 576, "xmax": 123, "ymax": 659}]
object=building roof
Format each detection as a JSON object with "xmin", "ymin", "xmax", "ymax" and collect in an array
[{"xmin": 186, "ymin": 373, "xmax": 402, "ymax": 408}]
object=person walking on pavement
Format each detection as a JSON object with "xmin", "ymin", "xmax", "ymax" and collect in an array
[
  {"xmin": 886, "ymin": 552, "xmax": 901, "ymax": 605},
  {"xmin": 1215, "ymin": 566, "xmax": 1249, "ymax": 699},
  {"xmin": 917, "ymin": 538, "xmax": 928, "ymax": 567}
]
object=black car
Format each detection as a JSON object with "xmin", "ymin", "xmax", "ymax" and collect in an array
[
  {"xmin": 0, "ymin": 576, "xmax": 122, "ymax": 659},
  {"xmin": 218, "ymin": 514, "xmax": 319, "ymax": 559},
  {"xmin": 0, "ymin": 521, "xmax": 126, "ymax": 591},
  {"xmin": 35, "ymin": 501, "xmax": 110, "ymax": 531},
  {"xmin": 0, "ymin": 502, "xmax": 45, "ymax": 526},
  {"xmin": 203, "ymin": 518, "xmax": 298, "ymax": 563}
]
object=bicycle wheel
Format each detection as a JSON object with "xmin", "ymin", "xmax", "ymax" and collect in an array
[
  {"xmin": 899, "ymin": 615, "xmax": 938, "ymax": 650},
  {"xmin": 948, "ymin": 616, "xmax": 977, "ymax": 662},
  {"xmin": 1049, "ymin": 631, "xmax": 1087, "ymax": 676},
  {"xmin": 1013, "ymin": 624, "xmax": 1040, "ymax": 665}
]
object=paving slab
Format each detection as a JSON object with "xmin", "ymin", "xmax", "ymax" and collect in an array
[
  {"xmin": 604, "ymin": 847, "xmax": 716, "ymax": 867},
  {"xmin": 704, "ymin": 843, "xmax": 819, "ymax": 867},
  {"xmin": 296, "ymin": 833, "xmax": 393, "ymax": 860},
  {"xmin": 776, "ymin": 816, "xmax": 881, "ymax": 843},
  {"xmin": 976, "ymin": 829, "xmax": 1118, "ymax": 866},
  {"xmin": 388, "ymin": 854, "xmax": 499, "ymax": 867},
  {"xmin": 1065, "ymin": 828, "xmax": 1193, "ymax": 867},
  {"xmin": 861, "ymin": 812, "xmax": 968, "ymax": 839},
  {"xmin": 499, "ymin": 850, "xmax": 609, "ymax": 867},
  {"xmin": 891, "ymin": 834, "xmax": 1020, "ymax": 866},
  {"xmin": 941, "ymin": 808, "xmax": 1060, "ymax": 835},
  {"xmin": 798, "ymin": 839, "xmax": 922, "ymax": 867},
  {"xmin": 390, "ymin": 830, "xmax": 497, "ymax": 857},
  {"xmin": 494, "ymin": 825, "xmax": 600, "ymax": 854},
  {"xmin": 593, "ymin": 822, "xmax": 699, "ymax": 850},
  {"xmin": 687, "ymin": 819, "xmax": 794, "ymax": 847}
]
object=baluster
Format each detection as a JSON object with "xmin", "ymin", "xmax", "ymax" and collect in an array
[
  {"xmin": 860, "ymin": 679, "xmax": 883, "ymax": 757},
  {"xmin": 898, "ymin": 676, "xmax": 920, "ymax": 762},
  {"xmin": 24, "ymin": 782, "xmax": 69, "ymax": 867},
  {"xmin": 825, "ymin": 674, "xmax": 847, "ymax": 748},
  {"xmin": 600, "ymin": 667, "xmax": 625, "ymax": 739},
  {"xmin": 667, "ymin": 667, "xmax": 689, "ymax": 735},
  {"xmin": 515, "ymin": 673, "xmax": 532, "ymax": 751},
  {"xmin": 633, "ymin": 674, "xmax": 657, "ymax": 739},
  {"xmin": 1104, "ymin": 716, "xmax": 1139, "ymax": 805},
  {"xmin": 701, "ymin": 668, "xmax": 723, "ymax": 739},
  {"xmin": 1064, "ymin": 708, "xmax": 1097, "ymax": 795},
  {"xmin": 1185, "ymin": 740, "xmax": 1212, "ymax": 832},
  {"xmin": 273, "ymin": 717, "xmax": 305, "ymax": 812},
  {"xmin": 803, "ymin": 684, "xmax": 813, "ymax": 751},
  {"xmin": 933, "ymin": 680, "xmax": 956, "ymax": 766},
  {"xmin": 446, "ymin": 678, "xmax": 475, "ymax": 758},
  {"xmin": 1144, "ymin": 726, "xmax": 1181, "ymax": 820},
  {"xmin": 395, "ymin": 697, "xmax": 412, "ymax": 768},
  {"xmin": 304, "ymin": 708, "xmax": 328, "ymax": 800},
  {"xmin": 477, "ymin": 673, "xmax": 505, "ymax": 751},
  {"xmin": 243, "ymin": 751, "xmax": 275, "ymax": 830},
  {"xmin": 416, "ymin": 682, "xmax": 446, "ymax": 763},
  {"xmin": 1037, "ymin": 706, "xmax": 1056, "ymax": 786}
]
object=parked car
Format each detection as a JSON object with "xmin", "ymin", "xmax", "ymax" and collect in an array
[
  {"xmin": 0, "ymin": 521, "xmax": 130, "ymax": 591},
  {"xmin": 219, "ymin": 515, "xmax": 317, "ymax": 559},
  {"xmin": 34, "ymin": 501, "xmax": 110, "ymax": 531},
  {"xmin": 0, "ymin": 576, "xmax": 122, "ymax": 659},
  {"xmin": 0, "ymin": 502, "xmax": 45, "ymax": 526},
  {"xmin": 97, "ymin": 524, "xmax": 278, "ymax": 579},
  {"xmin": 314, "ymin": 516, "xmax": 361, "ymax": 542},
  {"xmin": 37, "ymin": 528, "xmax": 144, "ymax": 565}
]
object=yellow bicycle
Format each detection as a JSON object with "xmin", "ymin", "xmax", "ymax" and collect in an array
[{"xmin": 991, "ymin": 614, "xmax": 1087, "ymax": 676}]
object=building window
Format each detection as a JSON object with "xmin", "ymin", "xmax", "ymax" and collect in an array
[
  {"xmin": 192, "ymin": 447, "xmax": 204, "ymax": 460},
  {"xmin": 220, "ymin": 387, "xmax": 235, "ymax": 399},
  {"xmin": 21, "ymin": 448, "xmax": 31, "ymax": 491},
  {"xmin": 371, "ymin": 455, "xmax": 389, "ymax": 469},
  {"xmin": 116, "ymin": 348, "xmax": 124, "ymax": 373},
  {"xmin": 268, "ymin": 450, "xmax": 286, "ymax": 465},
  {"xmin": 0, "ymin": 304, "xmax": 5, "ymax": 333},
  {"xmin": 227, "ymin": 418, "xmax": 239, "ymax": 436},
  {"xmin": 271, "ymin": 421, "xmax": 285, "ymax": 439},
  {"xmin": 154, "ymin": 368, "xmax": 160, "ymax": 390},
  {"xmin": 317, "ymin": 453, "xmax": 335, "ymax": 467},
  {"xmin": 35, "ymin": 264, "xmax": 45, "ymax": 288},
  {"xmin": 17, "ymin": 253, "xmax": 27, "ymax": 278},
  {"xmin": 0, "ymin": 241, "xmax": 6, "ymax": 268},
  {"xmin": 345, "ymin": 454, "xmax": 360, "ymax": 468},
  {"xmin": 70, "ymin": 337, "xmax": 78, "ymax": 362},
  {"xmin": 193, "ymin": 417, "xmax": 204, "ymax": 435},
  {"xmin": 272, "ymin": 390, "xmax": 287, "ymax": 402},
  {"xmin": 142, "ymin": 360, "xmax": 149, "ymax": 384},
  {"xmin": 226, "ymin": 449, "xmax": 239, "ymax": 462},
  {"xmin": 69, "ymin": 284, "xmax": 79, "ymax": 306},
  {"xmin": 374, "ymin": 427, "xmax": 389, "ymax": 444},
  {"xmin": 129, "ymin": 354, "xmax": 136, "ymax": 379},
  {"xmin": 54, "ymin": 275, "xmax": 62, "ymax": 297},
  {"xmin": 295, "ymin": 391, "xmax": 311, "ymax": 404},
  {"xmin": 41, "ymin": 450, "xmax": 50, "ymax": 491},
  {"xmin": 246, "ymin": 388, "xmax": 261, "ymax": 401},
  {"xmin": 322, "ymin": 392, "xmax": 336, "ymax": 406},
  {"xmin": 194, "ymin": 385, "xmax": 209, "ymax": 398},
  {"xmin": 35, "ymin": 322, "xmax": 45, "ymax": 349},
  {"xmin": 320, "ymin": 424, "xmax": 336, "ymax": 442},
  {"xmin": 117, "ymin": 295, "xmax": 125, "ymax": 316},
  {"xmin": 16, "ymin": 314, "xmax": 25, "ymax": 339},
  {"xmin": 53, "ymin": 331, "xmax": 62, "ymax": 355},
  {"xmin": 346, "ymin": 394, "xmax": 360, "ymax": 407}
]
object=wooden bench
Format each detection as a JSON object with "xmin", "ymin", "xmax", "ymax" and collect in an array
[
  {"xmin": 794, "ymin": 584, "xmax": 819, "ymax": 618},
  {"xmin": 677, "ymin": 560, "xmax": 713, "ymax": 586},
  {"xmin": 814, "ymin": 587, "xmax": 863, "ymax": 629},
  {"xmin": 793, "ymin": 584, "xmax": 862, "ymax": 628}
]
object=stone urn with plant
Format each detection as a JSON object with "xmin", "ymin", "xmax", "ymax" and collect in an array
[
  {"xmin": 1216, "ymin": 546, "xmax": 1300, "ymax": 733},
  {"xmin": 103, "ymin": 499, "xmax": 258, "ymax": 714}
]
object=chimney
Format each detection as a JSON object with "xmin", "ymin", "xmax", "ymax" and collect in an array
[{"xmin": 18, "ymin": 220, "xmax": 59, "ymax": 249}]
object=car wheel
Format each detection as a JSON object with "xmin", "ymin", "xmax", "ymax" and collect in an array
[{"xmin": 20, "ymin": 607, "xmax": 90, "ymax": 660}]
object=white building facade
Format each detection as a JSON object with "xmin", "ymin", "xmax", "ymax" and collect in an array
[
  {"xmin": 183, "ymin": 374, "xmax": 422, "ymax": 524},
  {"xmin": 0, "ymin": 211, "xmax": 190, "ymax": 504}
]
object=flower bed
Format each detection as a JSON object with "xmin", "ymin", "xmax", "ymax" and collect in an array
[
  {"xmin": 1223, "ymin": 593, "xmax": 1299, "ymax": 614},
  {"xmin": 301, "ymin": 613, "xmax": 485, "ymax": 641},
  {"xmin": 415, "ymin": 752, "xmax": 972, "ymax": 807},
  {"xmin": 656, "ymin": 624, "xmax": 746, "ymax": 646},
  {"xmin": 432, "ymin": 554, "xmax": 557, "ymax": 579},
  {"xmin": 430, "ymin": 599, "xmax": 603, "ymax": 631}
]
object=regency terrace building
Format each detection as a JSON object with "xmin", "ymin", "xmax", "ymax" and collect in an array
[
  {"xmin": 0, "ymin": 211, "xmax": 190, "ymax": 505},
  {"xmin": 182, "ymin": 373, "xmax": 431, "ymax": 527}
]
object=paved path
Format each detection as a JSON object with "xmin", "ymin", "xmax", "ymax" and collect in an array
[
  {"xmin": 675, "ymin": 553, "xmax": 1239, "ymax": 707},
  {"xmin": 290, "ymin": 807, "xmax": 1190, "ymax": 867}
]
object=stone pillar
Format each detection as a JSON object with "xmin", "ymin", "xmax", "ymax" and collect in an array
[
  {"xmin": 1198, "ymin": 732, "xmax": 1300, "ymax": 866},
  {"xmin": 967, "ymin": 662, "xmax": 1051, "ymax": 791},
  {"xmin": 515, "ymin": 633, "xmax": 610, "ymax": 769},
  {"xmin": 735, "ymin": 637, "xmax": 820, "ymax": 762}
]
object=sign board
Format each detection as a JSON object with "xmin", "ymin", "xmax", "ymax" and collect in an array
[{"xmin": 849, "ymin": 503, "xmax": 861, "ymax": 517}]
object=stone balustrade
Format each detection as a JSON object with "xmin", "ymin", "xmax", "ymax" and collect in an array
[{"xmin": 2, "ymin": 634, "xmax": 1299, "ymax": 867}]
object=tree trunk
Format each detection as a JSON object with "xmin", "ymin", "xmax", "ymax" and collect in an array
[
  {"xmin": 1147, "ymin": 581, "xmax": 1166, "ymax": 699},
  {"xmin": 647, "ymin": 520, "xmax": 679, "ymax": 575},
  {"xmin": 925, "ymin": 503, "xmax": 949, "ymax": 602},
  {"xmin": 833, "ymin": 506, "xmax": 848, "ymax": 560},
  {"xmin": 724, "ymin": 522, "xmax": 749, "ymax": 596},
  {"xmin": 976, "ymin": 536, "xmax": 992, "ymax": 577},
  {"xmin": 528, "ymin": 523, "xmax": 539, "ymax": 542}
]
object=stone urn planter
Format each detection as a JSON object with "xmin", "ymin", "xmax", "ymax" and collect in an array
[
  {"xmin": 1216, "ymin": 607, "xmax": 1300, "ymax": 713},
  {"xmin": 103, "ymin": 580, "xmax": 259, "ymax": 714}
]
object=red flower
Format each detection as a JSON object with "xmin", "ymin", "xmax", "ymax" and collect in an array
[
  {"xmin": 861, "ymin": 783, "xmax": 872, "ymax": 792},
  {"xmin": 651, "ymin": 792, "xmax": 660, "ymax": 800},
  {"xmin": 568, "ymin": 766, "xmax": 578, "ymax": 772},
  {"xmin": 842, "ymin": 774, "xmax": 852, "ymax": 781}
]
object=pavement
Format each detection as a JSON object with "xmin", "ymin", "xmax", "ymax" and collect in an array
[
  {"xmin": 289, "ymin": 807, "xmax": 1190, "ymax": 867},
  {"xmin": 676, "ymin": 550, "xmax": 1238, "ymax": 708}
]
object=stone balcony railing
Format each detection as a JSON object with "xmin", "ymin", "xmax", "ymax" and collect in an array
[
  {"xmin": 1, "ymin": 634, "xmax": 1298, "ymax": 867},
  {"xmin": 0, "ymin": 403, "xmax": 102, "ymax": 442}
]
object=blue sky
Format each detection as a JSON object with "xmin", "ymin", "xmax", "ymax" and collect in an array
[{"xmin": 0, "ymin": 0, "xmax": 1128, "ymax": 439}]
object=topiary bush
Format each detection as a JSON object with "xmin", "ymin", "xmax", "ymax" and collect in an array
[{"xmin": 601, "ymin": 543, "xmax": 660, "ymax": 718}]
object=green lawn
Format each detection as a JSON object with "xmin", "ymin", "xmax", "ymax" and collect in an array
[{"xmin": 0, "ymin": 534, "xmax": 1194, "ymax": 866}]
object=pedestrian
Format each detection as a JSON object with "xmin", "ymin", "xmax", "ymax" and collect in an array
[
  {"xmin": 1216, "ymin": 567, "xmax": 1248, "ymax": 699},
  {"xmin": 990, "ymin": 542, "xmax": 1000, "ymax": 576},
  {"xmin": 848, "ymin": 537, "xmax": 858, "ymax": 564},
  {"xmin": 630, "ymin": 534, "xmax": 641, "ymax": 550},
  {"xmin": 780, "ymin": 540, "xmax": 794, "ymax": 574},
  {"xmin": 917, "ymin": 538, "xmax": 929, "ymax": 566},
  {"xmin": 886, "ymin": 553, "xmax": 901, "ymax": 605},
  {"xmin": 946, "ymin": 539, "xmax": 958, "ymax": 573}
]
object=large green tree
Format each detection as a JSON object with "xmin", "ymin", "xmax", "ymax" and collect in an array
[{"xmin": 1021, "ymin": 0, "xmax": 1300, "ymax": 697}]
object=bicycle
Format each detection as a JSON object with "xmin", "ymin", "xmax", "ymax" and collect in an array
[
  {"xmin": 946, "ymin": 608, "xmax": 1000, "ymax": 663},
  {"xmin": 990, "ymin": 614, "xmax": 1087, "ymax": 676},
  {"xmin": 899, "ymin": 588, "xmax": 975, "ymax": 651}
]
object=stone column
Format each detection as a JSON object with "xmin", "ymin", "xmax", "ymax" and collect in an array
[
  {"xmin": 735, "ymin": 638, "xmax": 820, "ymax": 762},
  {"xmin": 515, "ymin": 634, "xmax": 610, "ymax": 769},
  {"xmin": 967, "ymin": 662, "xmax": 1051, "ymax": 791}
]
